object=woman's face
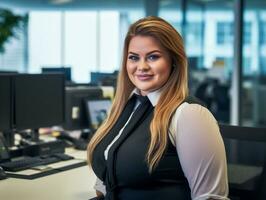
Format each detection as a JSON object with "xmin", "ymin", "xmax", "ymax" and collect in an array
[{"xmin": 126, "ymin": 35, "xmax": 172, "ymax": 96}]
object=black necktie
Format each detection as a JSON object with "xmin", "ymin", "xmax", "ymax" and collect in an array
[
  {"xmin": 114, "ymin": 93, "xmax": 149, "ymax": 129},
  {"xmin": 105, "ymin": 93, "xmax": 153, "ymax": 199},
  {"xmin": 134, "ymin": 93, "xmax": 149, "ymax": 104}
]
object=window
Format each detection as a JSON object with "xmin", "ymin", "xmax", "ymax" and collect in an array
[
  {"xmin": 261, "ymin": 56, "xmax": 266, "ymax": 75},
  {"xmin": 244, "ymin": 22, "xmax": 252, "ymax": 45},
  {"xmin": 186, "ymin": 22, "xmax": 201, "ymax": 46},
  {"xmin": 216, "ymin": 22, "xmax": 233, "ymax": 45},
  {"xmin": 0, "ymin": 28, "xmax": 25, "ymax": 72},
  {"xmin": 64, "ymin": 11, "xmax": 98, "ymax": 83},
  {"xmin": 260, "ymin": 20, "xmax": 266, "ymax": 44},
  {"xmin": 216, "ymin": 56, "xmax": 233, "ymax": 79},
  {"xmin": 171, "ymin": 22, "xmax": 181, "ymax": 33},
  {"xmin": 28, "ymin": 11, "xmax": 62, "ymax": 73},
  {"xmin": 243, "ymin": 57, "xmax": 252, "ymax": 75},
  {"xmin": 28, "ymin": 11, "xmax": 119, "ymax": 83}
]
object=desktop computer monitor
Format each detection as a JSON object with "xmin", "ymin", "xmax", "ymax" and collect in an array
[
  {"xmin": 0, "ymin": 75, "xmax": 13, "ymax": 131},
  {"xmin": 90, "ymin": 71, "xmax": 118, "ymax": 87},
  {"xmin": 42, "ymin": 67, "xmax": 72, "ymax": 82},
  {"xmin": 85, "ymin": 98, "xmax": 112, "ymax": 130},
  {"xmin": 0, "ymin": 70, "xmax": 18, "ymax": 74},
  {"xmin": 63, "ymin": 86, "xmax": 103, "ymax": 130},
  {"xmin": 14, "ymin": 74, "xmax": 65, "ymax": 130}
]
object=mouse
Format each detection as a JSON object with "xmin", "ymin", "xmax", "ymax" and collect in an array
[{"xmin": 0, "ymin": 166, "xmax": 7, "ymax": 180}]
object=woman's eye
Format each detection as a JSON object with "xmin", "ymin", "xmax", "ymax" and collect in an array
[
  {"xmin": 128, "ymin": 55, "xmax": 139, "ymax": 61},
  {"xmin": 148, "ymin": 54, "xmax": 160, "ymax": 61}
]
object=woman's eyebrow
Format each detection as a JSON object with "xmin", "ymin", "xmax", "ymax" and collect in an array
[
  {"xmin": 128, "ymin": 52, "xmax": 138, "ymax": 55},
  {"xmin": 128, "ymin": 50, "xmax": 162, "ymax": 55},
  {"xmin": 147, "ymin": 50, "xmax": 162, "ymax": 55}
]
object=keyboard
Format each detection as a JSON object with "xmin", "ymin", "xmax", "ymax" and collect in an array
[
  {"xmin": 0, "ymin": 157, "xmax": 43, "ymax": 172},
  {"xmin": 0, "ymin": 153, "xmax": 74, "ymax": 172}
]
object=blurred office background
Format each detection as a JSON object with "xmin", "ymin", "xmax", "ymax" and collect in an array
[{"xmin": 0, "ymin": 0, "xmax": 266, "ymax": 127}]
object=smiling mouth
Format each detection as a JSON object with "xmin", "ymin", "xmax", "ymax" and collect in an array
[{"xmin": 136, "ymin": 74, "xmax": 153, "ymax": 81}]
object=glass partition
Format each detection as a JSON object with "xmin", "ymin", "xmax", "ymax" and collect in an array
[
  {"xmin": 183, "ymin": 0, "xmax": 234, "ymax": 124},
  {"xmin": 242, "ymin": 1, "xmax": 266, "ymax": 127}
]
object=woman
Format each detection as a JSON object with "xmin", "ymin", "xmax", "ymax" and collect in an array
[{"xmin": 87, "ymin": 16, "xmax": 229, "ymax": 200}]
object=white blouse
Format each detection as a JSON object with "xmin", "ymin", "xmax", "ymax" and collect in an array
[{"xmin": 93, "ymin": 89, "xmax": 229, "ymax": 200}]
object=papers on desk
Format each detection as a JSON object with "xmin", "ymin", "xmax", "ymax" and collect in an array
[{"xmin": 6, "ymin": 158, "xmax": 87, "ymax": 180}]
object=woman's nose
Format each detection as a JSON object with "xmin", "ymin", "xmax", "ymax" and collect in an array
[{"xmin": 137, "ymin": 60, "xmax": 150, "ymax": 71}]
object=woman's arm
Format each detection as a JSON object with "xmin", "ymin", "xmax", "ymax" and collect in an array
[
  {"xmin": 172, "ymin": 103, "xmax": 229, "ymax": 200},
  {"xmin": 94, "ymin": 177, "xmax": 106, "ymax": 197}
]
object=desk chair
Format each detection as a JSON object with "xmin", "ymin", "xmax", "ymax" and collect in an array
[
  {"xmin": 256, "ymin": 159, "xmax": 266, "ymax": 200},
  {"xmin": 219, "ymin": 124, "xmax": 266, "ymax": 200}
]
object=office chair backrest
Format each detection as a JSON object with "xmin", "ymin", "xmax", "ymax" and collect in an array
[
  {"xmin": 256, "ymin": 159, "xmax": 266, "ymax": 200},
  {"xmin": 219, "ymin": 124, "xmax": 266, "ymax": 200},
  {"xmin": 219, "ymin": 124, "xmax": 266, "ymax": 142}
]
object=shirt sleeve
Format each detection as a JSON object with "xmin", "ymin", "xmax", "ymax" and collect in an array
[
  {"xmin": 172, "ymin": 103, "xmax": 229, "ymax": 200},
  {"xmin": 94, "ymin": 177, "xmax": 106, "ymax": 195}
]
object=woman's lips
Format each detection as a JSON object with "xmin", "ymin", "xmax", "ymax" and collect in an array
[{"xmin": 136, "ymin": 74, "xmax": 153, "ymax": 81}]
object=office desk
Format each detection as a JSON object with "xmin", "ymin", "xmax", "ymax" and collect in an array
[
  {"xmin": 0, "ymin": 152, "xmax": 263, "ymax": 200},
  {"xmin": 0, "ymin": 148, "xmax": 97, "ymax": 200},
  {"xmin": 0, "ymin": 165, "xmax": 97, "ymax": 200}
]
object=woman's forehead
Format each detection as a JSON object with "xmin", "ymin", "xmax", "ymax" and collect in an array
[{"xmin": 128, "ymin": 35, "xmax": 164, "ymax": 54}]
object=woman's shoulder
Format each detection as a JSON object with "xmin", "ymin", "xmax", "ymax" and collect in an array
[
  {"xmin": 174, "ymin": 101, "xmax": 216, "ymax": 124},
  {"xmin": 183, "ymin": 95, "xmax": 206, "ymax": 106},
  {"xmin": 169, "ymin": 102, "xmax": 218, "ymax": 147},
  {"xmin": 170, "ymin": 101, "xmax": 220, "ymax": 142}
]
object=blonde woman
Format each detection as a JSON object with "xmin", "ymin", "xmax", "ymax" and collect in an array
[{"xmin": 87, "ymin": 16, "xmax": 229, "ymax": 200}]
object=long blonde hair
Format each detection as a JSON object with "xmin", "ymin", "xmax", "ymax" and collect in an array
[{"xmin": 88, "ymin": 16, "xmax": 188, "ymax": 172}]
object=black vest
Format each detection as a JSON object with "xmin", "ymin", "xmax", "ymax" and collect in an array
[{"xmin": 91, "ymin": 96, "xmax": 201, "ymax": 200}]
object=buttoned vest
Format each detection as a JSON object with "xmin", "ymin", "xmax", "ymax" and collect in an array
[{"xmin": 91, "ymin": 95, "xmax": 202, "ymax": 200}]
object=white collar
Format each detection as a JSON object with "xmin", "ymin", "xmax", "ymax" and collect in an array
[{"xmin": 131, "ymin": 88, "xmax": 162, "ymax": 107}]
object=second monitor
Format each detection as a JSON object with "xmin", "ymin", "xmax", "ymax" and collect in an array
[
  {"xmin": 42, "ymin": 67, "xmax": 72, "ymax": 82},
  {"xmin": 63, "ymin": 86, "xmax": 103, "ymax": 131},
  {"xmin": 85, "ymin": 98, "xmax": 112, "ymax": 130}
]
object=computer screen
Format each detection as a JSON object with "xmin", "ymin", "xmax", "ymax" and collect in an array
[
  {"xmin": 63, "ymin": 86, "xmax": 103, "ymax": 130},
  {"xmin": 90, "ymin": 71, "xmax": 118, "ymax": 87},
  {"xmin": 42, "ymin": 67, "xmax": 72, "ymax": 82},
  {"xmin": 0, "ymin": 75, "xmax": 13, "ymax": 131},
  {"xmin": 85, "ymin": 98, "xmax": 112, "ymax": 129},
  {"xmin": 0, "ymin": 70, "xmax": 18, "ymax": 74},
  {"xmin": 14, "ymin": 74, "xmax": 65, "ymax": 130}
]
